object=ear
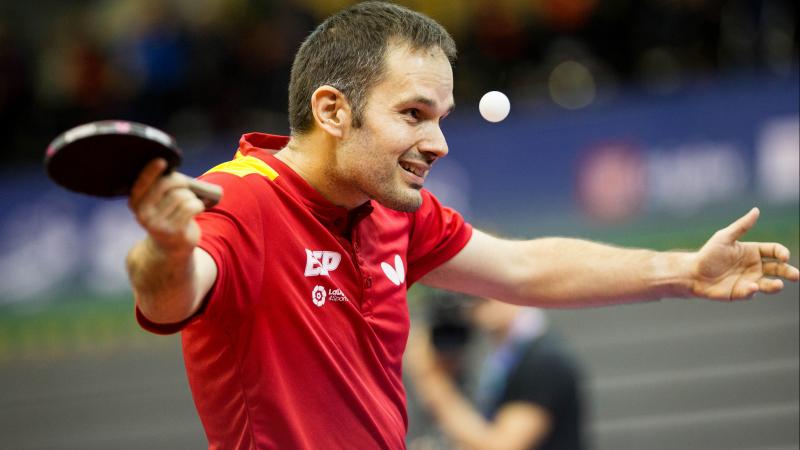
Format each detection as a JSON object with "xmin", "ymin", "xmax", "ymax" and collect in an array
[{"xmin": 310, "ymin": 85, "xmax": 352, "ymax": 138}]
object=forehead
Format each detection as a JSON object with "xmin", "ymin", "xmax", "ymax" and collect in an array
[{"xmin": 370, "ymin": 43, "xmax": 454, "ymax": 107}]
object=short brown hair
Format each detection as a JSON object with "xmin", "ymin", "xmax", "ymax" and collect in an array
[{"xmin": 288, "ymin": 1, "xmax": 457, "ymax": 134}]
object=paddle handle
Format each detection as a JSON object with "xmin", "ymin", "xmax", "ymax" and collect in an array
[{"xmin": 186, "ymin": 176, "xmax": 223, "ymax": 208}]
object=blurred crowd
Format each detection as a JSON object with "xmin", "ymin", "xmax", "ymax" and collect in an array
[{"xmin": 0, "ymin": 0, "xmax": 797, "ymax": 165}]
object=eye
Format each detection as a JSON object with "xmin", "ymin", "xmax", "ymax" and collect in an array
[{"xmin": 404, "ymin": 108, "xmax": 421, "ymax": 121}]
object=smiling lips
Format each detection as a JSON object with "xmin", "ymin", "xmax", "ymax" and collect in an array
[{"xmin": 399, "ymin": 160, "xmax": 430, "ymax": 179}]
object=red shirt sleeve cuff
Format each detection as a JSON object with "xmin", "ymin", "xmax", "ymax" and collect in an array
[{"xmin": 135, "ymin": 305, "xmax": 196, "ymax": 335}]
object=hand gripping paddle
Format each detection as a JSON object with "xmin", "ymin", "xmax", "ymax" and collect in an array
[{"xmin": 45, "ymin": 120, "xmax": 222, "ymax": 207}]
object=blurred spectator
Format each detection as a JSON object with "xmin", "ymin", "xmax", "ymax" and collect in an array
[
  {"xmin": 0, "ymin": 20, "xmax": 34, "ymax": 163},
  {"xmin": 0, "ymin": 0, "xmax": 796, "ymax": 166},
  {"xmin": 407, "ymin": 296, "xmax": 587, "ymax": 450}
]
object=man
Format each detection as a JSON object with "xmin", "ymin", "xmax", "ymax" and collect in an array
[
  {"xmin": 125, "ymin": 2, "xmax": 799, "ymax": 449},
  {"xmin": 407, "ymin": 299, "xmax": 586, "ymax": 450}
]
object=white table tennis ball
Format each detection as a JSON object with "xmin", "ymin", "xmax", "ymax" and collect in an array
[{"xmin": 479, "ymin": 91, "xmax": 510, "ymax": 122}]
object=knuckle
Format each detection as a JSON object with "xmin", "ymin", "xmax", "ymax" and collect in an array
[
  {"xmin": 163, "ymin": 186, "xmax": 191, "ymax": 205},
  {"xmin": 157, "ymin": 177, "xmax": 177, "ymax": 193},
  {"xmin": 167, "ymin": 172, "xmax": 190, "ymax": 187},
  {"xmin": 161, "ymin": 187, "xmax": 180, "ymax": 203},
  {"xmin": 191, "ymin": 197, "xmax": 206, "ymax": 213},
  {"xmin": 178, "ymin": 188, "xmax": 196, "ymax": 202},
  {"xmin": 171, "ymin": 189, "xmax": 198, "ymax": 211},
  {"xmin": 180, "ymin": 198, "xmax": 205, "ymax": 218}
]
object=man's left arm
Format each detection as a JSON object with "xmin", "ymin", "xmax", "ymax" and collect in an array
[{"xmin": 420, "ymin": 208, "xmax": 799, "ymax": 307}]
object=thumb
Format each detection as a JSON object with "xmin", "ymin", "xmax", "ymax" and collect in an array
[{"xmin": 716, "ymin": 207, "xmax": 759, "ymax": 243}]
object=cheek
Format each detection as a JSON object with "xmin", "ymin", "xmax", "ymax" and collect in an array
[
  {"xmin": 349, "ymin": 117, "xmax": 417, "ymax": 178},
  {"xmin": 341, "ymin": 136, "xmax": 391, "ymax": 181},
  {"xmin": 362, "ymin": 137, "xmax": 407, "ymax": 170},
  {"xmin": 363, "ymin": 113, "xmax": 415, "ymax": 150}
]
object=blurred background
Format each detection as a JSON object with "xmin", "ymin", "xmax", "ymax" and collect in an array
[{"xmin": 0, "ymin": 0, "xmax": 797, "ymax": 448}]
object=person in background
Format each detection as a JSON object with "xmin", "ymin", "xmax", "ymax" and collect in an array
[{"xmin": 407, "ymin": 297, "xmax": 586, "ymax": 450}]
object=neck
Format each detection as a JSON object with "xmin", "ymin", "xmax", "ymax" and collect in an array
[
  {"xmin": 274, "ymin": 134, "xmax": 321, "ymax": 188},
  {"xmin": 275, "ymin": 132, "xmax": 367, "ymax": 210}
]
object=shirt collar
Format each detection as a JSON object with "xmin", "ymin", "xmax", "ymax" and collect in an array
[{"xmin": 236, "ymin": 133, "xmax": 373, "ymax": 235}]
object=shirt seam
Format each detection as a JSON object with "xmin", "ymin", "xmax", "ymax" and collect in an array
[
  {"xmin": 197, "ymin": 217, "xmax": 258, "ymax": 449},
  {"xmin": 220, "ymin": 318, "xmax": 258, "ymax": 449}
]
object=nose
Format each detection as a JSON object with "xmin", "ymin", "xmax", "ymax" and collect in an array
[{"xmin": 418, "ymin": 123, "xmax": 449, "ymax": 159}]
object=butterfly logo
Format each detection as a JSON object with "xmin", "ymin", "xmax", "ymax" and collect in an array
[{"xmin": 381, "ymin": 254, "xmax": 405, "ymax": 286}]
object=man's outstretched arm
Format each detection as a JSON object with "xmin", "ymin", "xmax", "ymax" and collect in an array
[
  {"xmin": 421, "ymin": 208, "xmax": 799, "ymax": 307},
  {"xmin": 125, "ymin": 159, "xmax": 217, "ymax": 325}
]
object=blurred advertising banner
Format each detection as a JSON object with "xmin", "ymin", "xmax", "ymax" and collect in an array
[
  {"xmin": 1, "ymin": 76, "xmax": 798, "ymax": 304},
  {"xmin": 438, "ymin": 76, "xmax": 798, "ymax": 224}
]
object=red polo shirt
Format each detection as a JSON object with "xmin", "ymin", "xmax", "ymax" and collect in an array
[{"xmin": 137, "ymin": 133, "xmax": 472, "ymax": 449}]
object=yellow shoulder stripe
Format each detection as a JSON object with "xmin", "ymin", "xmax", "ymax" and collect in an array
[{"xmin": 204, "ymin": 155, "xmax": 279, "ymax": 180}]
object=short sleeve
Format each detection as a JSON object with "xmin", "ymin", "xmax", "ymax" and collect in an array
[
  {"xmin": 135, "ymin": 171, "xmax": 267, "ymax": 334},
  {"xmin": 406, "ymin": 189, "xmax": 472, "ymax": 285}
]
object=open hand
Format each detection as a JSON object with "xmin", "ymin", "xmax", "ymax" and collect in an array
[{"xmin": 691, "ymin": 208, "xmax": 799, "ymax": 301}]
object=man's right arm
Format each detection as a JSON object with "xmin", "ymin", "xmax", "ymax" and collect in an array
[
  {"xmin": 125, "ymin": 159, "xmax": 218, "ymax": 325},
  {"xmin": 127, "ymin": 239, "xmax": 217, "ymax": 325}
]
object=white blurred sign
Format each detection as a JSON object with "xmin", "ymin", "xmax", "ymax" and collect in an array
[
  {"xmin": 0, "ymin": 198, "xmax": 144, "ymax": 304},
  {"xmin": 757, "ymin": 116, "xmax": 800, "ymax": 203},
  {"xmin": 647, "ymin": 142, "xmax": 748, "ymax": 213}
]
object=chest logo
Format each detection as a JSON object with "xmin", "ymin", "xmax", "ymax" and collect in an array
[
  {"xmin": 312, "ymin": 285, "xmax": 327, "ymax": 307},
  {"xmin": 311, "ymin": 285, "xmax": 350, "ymax": 307},
  {"xmin": 305, "ymin": 250, "xmax": 342, "ymax": 276},
  {"xmin": 381, "ymin": 254, "xmax": 405, "ymax": 286}
]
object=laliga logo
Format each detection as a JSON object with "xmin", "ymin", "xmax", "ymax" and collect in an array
[
  {"xmin": 312, "ymin": 285, "xmax": 327, "ymax": 307},
  {"xmin": 305, "ymin": 250, "xmax": 342, "ymax": 276}
]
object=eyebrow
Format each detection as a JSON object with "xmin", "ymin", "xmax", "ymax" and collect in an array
[{"xmin": 402, "ymin": 96, "xmax": 456, "ymax": 115}]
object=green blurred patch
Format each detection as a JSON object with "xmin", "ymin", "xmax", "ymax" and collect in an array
[
  {"xmin": 0, "ymin": 294, "xmax": 171, "ymax": 361},
  {"xmin": 592, "ymin": 210, "xmax": 799, "ymax": 252}
]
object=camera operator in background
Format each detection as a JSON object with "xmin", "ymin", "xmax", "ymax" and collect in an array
[{"xmin": 407, "ymin": 294, "xmax": 587, "ymax": 450}]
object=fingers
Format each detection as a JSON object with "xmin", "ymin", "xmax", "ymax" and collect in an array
[
  {"xmin": 731, "ymin": 262, "xmax": 798, "ymax": 300},
  {"xmin": 716, "ymin": 207, "xmax": 759, "ymax": 243},
  {"xmin": 757, "ymin": 244, "xmax": 798, "ymax": 282},
  {"xmin": 140, "ymin": 179, "xmax": 203, "ymax": 225},
  {"xmin": 727, "ymin": 261, "xmax": 798, "ymax": 300},
  {"xmin": 758, "ymin": 242, "xmax": 791, "ymax": 262},
  {"xmin": 788, "ymin": 265, "xmax": 800, "ymax": 282},
  {"xmin": 132, "ymin": 172, "xmax": 189, "ymax": 214},
  {"xmin": 163, "ymin": 189, "xmax": 206, "ymax": 228},
  {"xmin": 127, "ymin": 161, "xmax": 206, "ymax": 251},
  {"xmin": 762, "ymin": 261, "xmax": 800, "ymax": 280},
  {"xmin": 757, "ymin": 277, "xmax": 784, "ymax": 294},
  {"xmin": 130, "ymin": 158, "xmax": 168, "ymax": 207},
  {"xmin": 730, "ymin": 280, "xmax": 759, "ymax": 300}
]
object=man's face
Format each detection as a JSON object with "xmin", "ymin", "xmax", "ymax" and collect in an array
[{"xmin": 333, "ymin": 43, "xmax": 454, "ymax": 212}]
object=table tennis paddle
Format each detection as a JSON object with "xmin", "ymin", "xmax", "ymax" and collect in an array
[{"xmin": 45, "ymin": 120, "xmax": 222, "ymax": 208}]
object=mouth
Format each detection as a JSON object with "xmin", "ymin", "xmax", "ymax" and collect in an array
[{"xmin": 399, "ymin": 161, "xmax": 430, "ymax": 180}]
